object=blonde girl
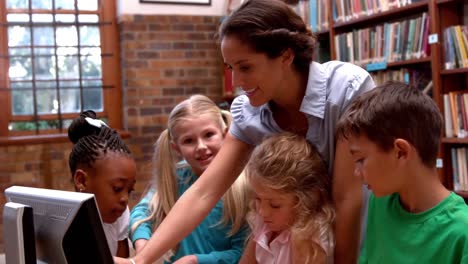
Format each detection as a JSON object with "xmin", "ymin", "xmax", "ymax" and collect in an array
[
  {"xmin": 240, "ymin": 132, "xmax": 335, "ymax": 264},
  {"xmin": 129, "ymin": 95, "xmax": 249, "ymax": 264}
]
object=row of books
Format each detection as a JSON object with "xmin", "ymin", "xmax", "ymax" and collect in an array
[
  {"xmin": 443, "ymin": 92, "xmax": 468, "ymax": 138},
  {"xmin": 290, "ymin": 0, "xmax": 329, "ymax": 33},
  {"xmin": 370, "ymin": 68, "xmax": 432, "ymax": 93},
  {"xmin": 334, "ymin": 0, "xmax": 424, "ymax": 23},
  {"xmin": 370, "ymin": 68, "xmax": 410, "ymax": 85},
  {"xmin": 451, "ymin": 147, "xmax": 468, "ymax": 192},
  {"xmin": 310, "ymin": 0, "xmax": 330, "ymax": 32},
  {"xmin": 444, "ymin": 25, "xmax": 468, "ymax": 70},
  {"xmin": 334, "ymin": 12, "xmax": 430, "ymax": 66}
]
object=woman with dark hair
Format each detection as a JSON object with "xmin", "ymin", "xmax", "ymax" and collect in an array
[{"xmin": 116, "ymin": 1, "xmax": 374, "ymax": 263}]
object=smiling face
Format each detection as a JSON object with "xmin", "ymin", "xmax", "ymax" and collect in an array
[
  {"xmin": 221, "ymin": 36, "xmax": 289, "ymax": 107},
  {"xmin": 82, "ymin": 153, "xmax": 136, "ymax": 223},
  {"xmin": 171, "ymin": 114, "xmax": 226, "ymax": 176},
  {"xmin": 251, "ymin": 179, "xmax": 297, "ymax": 233},
  {"xmin": 348, "ymin": 134, "xmax": 403, "ymax": 197}
]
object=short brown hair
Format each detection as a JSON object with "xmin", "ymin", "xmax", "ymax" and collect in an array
[
  {"xmin": 218, "ymin": 0, "xmax": 317, "ymax": 75},
  {"xmin": 336, "ymin": 82, "xmax": 443, "ymax": 168}
]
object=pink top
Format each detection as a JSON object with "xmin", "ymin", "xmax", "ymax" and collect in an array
[{"xmin": 252, "ymin": 215, "xmax": 292, "ymax": 264}]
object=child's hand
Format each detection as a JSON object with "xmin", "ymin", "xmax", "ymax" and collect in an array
[
  {"xmin": 113, "ymin": 256, "xmax": 133, "ymax": 264},
  {"xmin": 173, "ymin": 255, "xmax": 198, "ymax": 264}
]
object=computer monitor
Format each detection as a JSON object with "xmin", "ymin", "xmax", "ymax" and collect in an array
[
  {"xmin": 4, "ymin": 186, "xmax": 113, "ymax": 264},
  {"xmin": 3, "ymin": 202, "xmax": 36, "ymax": 264}
]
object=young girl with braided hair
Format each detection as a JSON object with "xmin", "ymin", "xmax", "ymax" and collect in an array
[
  {"xmin": 128, "ymin": 95, "xmax": 249, "ymax": 264},
  {"xmin": 240, "ymin": 132, "xmax": 334, "ymax": 264},
  {"xmin": 68, "ymin": 110, "xmax": 136, "ymax": 258}
]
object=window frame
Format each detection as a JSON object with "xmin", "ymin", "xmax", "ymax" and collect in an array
[{"xmin": 0, "ymin": 0, "xmax": 122, "ymax": 145}]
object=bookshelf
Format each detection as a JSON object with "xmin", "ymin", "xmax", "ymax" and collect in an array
[{"xmin": 220, "ymin": 0, "xmax": 467, "ymax": 198}]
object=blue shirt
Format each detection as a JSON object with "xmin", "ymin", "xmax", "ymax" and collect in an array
[
  {"xmin": 130, "ymin": 166, "xmax": 249, "ymax": 264},
  {"xmin": 230, "ymin": 60, "xmax": 375, "ymax": 172}
]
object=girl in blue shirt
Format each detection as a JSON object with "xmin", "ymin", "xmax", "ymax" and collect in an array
[{"xmin": 129, "ymin": 95, "xmax": 249, "ymax": 264}]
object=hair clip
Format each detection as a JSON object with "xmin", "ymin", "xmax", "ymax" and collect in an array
[{"xmin": 84, "ymin": 117, "xmax": 108, "ymax": 128}]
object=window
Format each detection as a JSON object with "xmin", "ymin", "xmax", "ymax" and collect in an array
[{"xmin": 0, "ymin": 0, "xmax": 121, "ymax": 142}]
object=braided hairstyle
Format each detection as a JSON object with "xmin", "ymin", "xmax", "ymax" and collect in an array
[
  {"xmin": 218, "ymin": 0, "xmax": 317, "ymax": 75},
  {"xmin": 68, "ymin": 110, "xmax": 132, "ymax": 178}
]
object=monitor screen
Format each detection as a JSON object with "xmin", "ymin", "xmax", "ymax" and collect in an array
[{"xmin": 4, "ymin": 186, "xmax": 113, "ymax": 264}]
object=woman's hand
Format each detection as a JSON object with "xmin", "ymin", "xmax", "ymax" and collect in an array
[{"xmin": 173, "ymin": 255, "xmax": 198, "ymax": 264}]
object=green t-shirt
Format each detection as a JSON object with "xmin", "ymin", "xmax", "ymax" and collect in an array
[{"xmin": 359, "ymin": 192, "xmax": 468, "ymax": 263}]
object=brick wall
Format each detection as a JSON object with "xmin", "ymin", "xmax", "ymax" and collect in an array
[
  {"xmin": 0, "ymin": 14, "xmax": 223, "ymax": 252},
  {"xmin": 119, "ymin": 13, "xmax": 224, "ymax": 199}
]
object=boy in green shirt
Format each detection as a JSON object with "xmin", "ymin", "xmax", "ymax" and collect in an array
[{"xmin": 336, "ymin": 82, "xmax": 468, "ymax": 263}]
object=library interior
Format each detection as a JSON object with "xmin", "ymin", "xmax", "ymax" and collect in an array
[{"xmin": 0, "ymin": 0, "xmax": 468, "ymax": 263}]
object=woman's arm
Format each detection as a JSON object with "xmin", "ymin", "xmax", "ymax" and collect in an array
[
  {"xmin": 123, "ymin": 134, "xmax": 253, "ymax": 264},
  {"xmin": 238, "ymin": 238, "xmax": 256, "ymax": 264},
  {"xmin": 332, "ymin": 138, "xmax": 362, "ymax": 264}
]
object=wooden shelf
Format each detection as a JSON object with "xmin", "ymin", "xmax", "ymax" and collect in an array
[
  {"xmin": 441, "ymin": 68, "xmax": 468, "ymax": 75},
  {"xmin": 386, "ymin": 57, "xmax": 431, "ymax": 68},
  {"xmin": 333, "ymin": 1, "xmax": 428, "ymax": 32},
  {"xmin": 441, "ymin": 137, "xmax": 468, "ymax": 144},
  {"xmin": 455, "ymin": 190, "xmax": 468, "ymax": 199},
  {"xmin": 314, "ymin": 29, "xmax": 330, "ymax": 36},
  {"xmin": 436, "ymin": 0, "xmax": 461, "ymax": 5}
]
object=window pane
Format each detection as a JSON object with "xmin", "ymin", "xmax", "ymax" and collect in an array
[
  {"xmin": 9, "ymin": 47, "xmax": 31, "ymax": 56},
  {"xmin": 34, "ymin": 47, "xmax": 55, "ymax": 55},
  {"xmin": 55, "ymin": 0, "xmax": 75, "ymax": 10},
  {"xmin": 36, "ymin": 89, "xmax": 57, "ymax": 114},
  {"xmin": 7, "ymin": 14, "xmax": 30, "ymax": 23},
  {"xmin": 57, "ymin": 55, "xmax": 79, "ymax": 78},
  {"xmin": 80, "ymin": 26, "xmax": 100, "ymax": 46},
  {"xmin": 77, "ymin": 0, "xmax": 97, "ymax": 11},
  {"xmin": 59, "ymin": 80, "xmax": 80, "ymax": 89},
  {"xmin": 62, "ymin": 119, "xmax": 73, "ymax": 129},
  {"xmin": 9, "ymin": 122, "xmax": 37, "ymax": 132},
  {"xmin": 33, "ymin": 26, "xmax": 54, "ymax": 45},
  {"xmin": 7, "ymin": 0, "xmax": 29, "ymax": 9},
  {"xmin": 38, "ymin": 120, "xmax": 60, "ymax": 130},
  {"xmin": 12, "ymin": 90, "xmax": 34, "ymax": 115},
  {"xmin": 35, "ymin": 80, "xmax": 57, "ymax": 89},
  {"xmin": 81, "ymin": 55, "xmax": 101, "ymax": 78},
  {"xmin": 59, "ymin": 88, "xmax": 80, "ymax": 113},
  {"xmin": 32, "ymin": 0, "xmax": 52, "ymax": 9},
  {"xmin": 9, "ymin": 57, "xmax": 32, "ymax": 80},
  {"xmin": 11, "ymin": 81, "xmax": 33, "ymax": 89},
  {"xmin": 32, "ymin": 14, "xmax": 53, "ymax": 23},
  {"xmin": 34, "ymin": 56, "xmax": 56, "ymax": 80},
  {"xmin": 56, "ymin": 26, "xmax": 77, "ymax": 46},
  {"xmin": 56, "ymin": 46, "xmax": 78, "ymax": 56},
  {"xmin": 8, "ymin": 26, "xmax": 31, "ymax": 46},
  {"xmin": 78, "ymin": 14, "xmax": 99, "ymax": 23},
  {"xmin": 83, "ymin": 88, "xmax": 103, "ymax": 111},
  {"xmin": 56, "ymin": 14, "xmax": 75, "ymax": 23},
  {"xmin": 81, "ymin": 47, "xmax": 100, "ymax": 56}
]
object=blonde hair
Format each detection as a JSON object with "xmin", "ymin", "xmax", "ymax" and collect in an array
[
  {"xmin": 131, "ymin": 95, "xmax": 249, "ymax": 260},
  {"xmin": 245, "ymin": 132, "xmax": 335, "ymax": 263}
]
